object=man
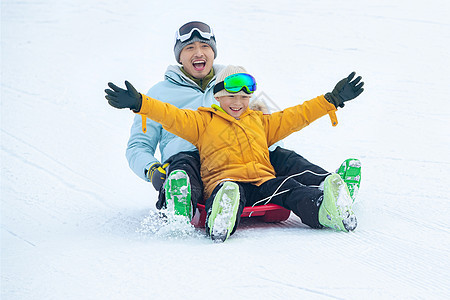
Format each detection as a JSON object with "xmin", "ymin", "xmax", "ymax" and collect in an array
[
  {"xmin": 123, "ymin": 21, "xmax": 361, "ymax": 221},
  {"xmin": 126, "ymin": 21, "xmax": 220, "ymax": 219}
]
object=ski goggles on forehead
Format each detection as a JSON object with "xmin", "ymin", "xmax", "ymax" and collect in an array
[
  {"xmin": 214, "ymin": 73, "xmax": 257, "ymax": 95},
  {"xmin": 175, "ymin": 21, "xmax": 215, "ymax": 42}
]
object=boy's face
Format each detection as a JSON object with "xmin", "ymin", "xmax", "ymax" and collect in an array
[
  {"xmin": 215, "ymin": 94, "xmax": 251, "ymax": 119},
  {"xmin": 179, "ymin": 41, "xmax": 215, "ymax": 79}
]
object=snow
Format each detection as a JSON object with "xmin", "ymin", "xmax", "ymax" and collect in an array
[
  {"xmin": 2, "ymin": 0, "xmax": 450, "ymax": 299},
  {"xmin": 167, "ymin": 170, "xmax": 188, "ymax": 181}
]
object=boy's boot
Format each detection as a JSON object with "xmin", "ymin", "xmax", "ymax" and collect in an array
[
  {"xmin": 318, "ymin": 174, "xmax": 357, "ymax": 232},
  {"xmin": 337, "ymin": 158, "xmax": 361, "ymax": 203},
  {"xmin": 206, "ymin": 182, "xmax": 240, "ymax": 242},
  {"xmin": 164, "ymin": 170, "xmax": 192, "ymax": 222}
]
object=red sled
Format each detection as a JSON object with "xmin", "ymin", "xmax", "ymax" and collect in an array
[{"xmin": 191, "ymin": 203, "xmax": 291, "ymax": 228}]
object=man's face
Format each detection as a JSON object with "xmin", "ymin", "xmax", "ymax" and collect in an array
[
  {"xmin": 179, "ymin": 41, "xmax": 215, "ymax": 79},
  {"xmin": 215, "ymin": 94, "xmax": 251, "ymax": 119}
]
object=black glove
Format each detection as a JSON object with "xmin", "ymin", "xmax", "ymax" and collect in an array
[
  {"xmin": 105, "ymin": 81, "xmax": 142, "ymax": 112},
  {"xmin": 147, "ymin": 162, "xmax": 169, "ymax": 191},
  {"xmin": 325, "ymin": 72, "xmax": 364, "ymax": 108}
]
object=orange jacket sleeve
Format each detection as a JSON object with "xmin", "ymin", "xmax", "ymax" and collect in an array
[
  {"xmin": 263, "ymin": 95, "xmax": 338, "ymax": 146},
  {"xmin": 136, "ymin": 94, "xmax": 206, "ymax": 145}
]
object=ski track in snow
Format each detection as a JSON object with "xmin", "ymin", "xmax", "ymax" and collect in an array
[
  {"xmin": 2, "ymin": 0, "xmax": 450, "ymax": 299},
  {"xmin": 1, "ymin": 129, "xmax": 111, "ymax": 207},
  {"xmin": 1, "ymin": 226, "xmax": 36, "ymax": 248}
]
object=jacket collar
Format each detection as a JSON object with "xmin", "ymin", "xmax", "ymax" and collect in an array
[{"xmin": 180, "ymin": 67, "xmax": 215, "ymax": 91}]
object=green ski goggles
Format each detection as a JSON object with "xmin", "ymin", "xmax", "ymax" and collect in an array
[{"xmin": 214, "ymin": 73, "xmax": 257, "ymax": 95}]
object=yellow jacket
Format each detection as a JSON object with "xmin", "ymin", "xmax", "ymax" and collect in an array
[{"xmin": 137, "ymin": 95, "xmax": 337, "ymax": 198}]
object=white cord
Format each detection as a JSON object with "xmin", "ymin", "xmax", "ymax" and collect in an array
[{"xmin": 248, "ymin": 170, "xmax": 330, "ymax": 217}]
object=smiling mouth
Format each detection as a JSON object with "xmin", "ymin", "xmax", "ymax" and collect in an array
[
  {"xmin": 230, "ymin": 107, "xmax": 242, "ymax": 112},
  {"xmin": 192, "ymin": 60, "xmax": 206, "ymax": 71}
]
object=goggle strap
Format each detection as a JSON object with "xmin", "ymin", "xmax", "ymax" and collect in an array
[{"xmin": 213, "ymin": 81, "xmax": 225, "ymax": 94}]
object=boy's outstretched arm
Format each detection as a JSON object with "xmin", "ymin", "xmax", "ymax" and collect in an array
[
  {"xmin": 324, "ymin": 72, "xmax": 364, "ymax": 108},
  {"xmin": 263, "ymin": 72, "xmax": 364, "ymax": 146},
  {"xmin": 105, "ymin": 81, "xmax": 203, "ymax": 144}
]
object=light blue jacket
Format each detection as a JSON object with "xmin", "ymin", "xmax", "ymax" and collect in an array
[{"xmin": 126, "ymin": 64, "xmax": 226, "ymax": 181}]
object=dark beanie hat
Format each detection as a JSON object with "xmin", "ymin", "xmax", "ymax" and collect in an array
[{"xmin": 173, "ymin": 24, "xmax": 217, "ymax": 63}]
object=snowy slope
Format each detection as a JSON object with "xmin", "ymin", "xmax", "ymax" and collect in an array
[{"xmin": 2, "ymin": 0, "xmax": 450, "ymax": 299}]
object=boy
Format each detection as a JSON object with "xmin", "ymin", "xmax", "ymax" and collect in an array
[{"xmin": 105, "ymin": 65, "xmax": 364, "ymax": 242}]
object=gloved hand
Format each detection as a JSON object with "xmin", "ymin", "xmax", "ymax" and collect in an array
[
  {"xmin": 105, "ymin": 81, "xmax": 142, "ymax": 112},
  {"xmin": 325, "ymin": 72, "xmax": 364, "ymax": 108},
  {"xmin": 147, "ymin": 162, "xmax": 170, "ymax": 191}
]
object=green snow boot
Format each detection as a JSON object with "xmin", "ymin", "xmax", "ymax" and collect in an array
[
  {"xmin": 164, "ymin": 170, "xmax": 192, "ymax": 222},
  {"xmin": 206, "ymin": 182, "xmax": 241, "ymax": 243},
  {"xmin": 318, "ymin": 174, "xmax": 357, "ymax": 232},
  {"xmin": 337, "ymin": 158, "xmax": 361, "ymax": 203}
]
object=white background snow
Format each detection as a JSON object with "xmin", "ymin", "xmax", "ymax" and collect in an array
[{"xmin": 2, "ymin": 0, "xmax": 450, "ymax": 299}]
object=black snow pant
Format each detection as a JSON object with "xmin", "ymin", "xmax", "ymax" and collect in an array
[
  {"xmin": 206, "ymin": 177, "xmax": 325, "ymax": 237},
  {"xmin": 156, "ymin": 151, "xmax": 203, "ymax": 210},
  {"xmin": 269, "ymin": 146, "xmax": 331, "ymax": 187}
]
